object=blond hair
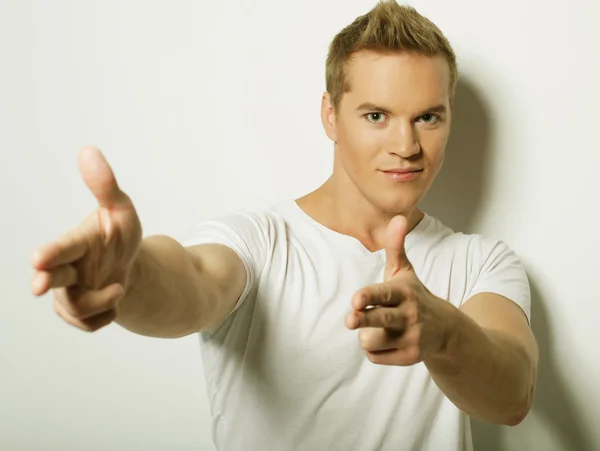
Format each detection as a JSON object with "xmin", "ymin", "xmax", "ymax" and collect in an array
[{"xmin": 325, "ymin": 0, "xmax": 458, "ymax": 113}]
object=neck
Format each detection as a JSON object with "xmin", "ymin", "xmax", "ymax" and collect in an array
[{"xmin": 296, "ymin": 172, "xmax": 424, "ymax": 253}]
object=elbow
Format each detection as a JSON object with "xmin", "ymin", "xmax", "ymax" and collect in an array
[
  {"xmin": 504, "ymin": 408, "xmax": 529, "ymax": 427},
  {"xmin": 505, "ymin": 396, "xmax": 534, "ymax": 426},
  {"xmin": 502, "ymin": 384, "xmax": 535, "ymax": 426},
  {"xmin": 481, "ymin": 402, "xmax": 531, "ymax": 427},
  {"xmin": 504, "ymin": 356, "xmax": 538, "ymax": 426}
]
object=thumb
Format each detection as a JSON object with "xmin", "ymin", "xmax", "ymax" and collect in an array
[
  {"xmin": 384, "ymin": 215, "xmax": 413, "ymax": 279},
  {"xmin": 78, "ymin": 146, "xmax": 129, "ymax": 209}
]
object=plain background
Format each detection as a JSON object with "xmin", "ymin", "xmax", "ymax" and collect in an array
[{"xmin": 1, "ymin": 0, "xmax": 599, "ymax": 450}]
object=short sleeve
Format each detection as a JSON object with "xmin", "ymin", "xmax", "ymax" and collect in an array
[
  {"xmin": 179, "ymin": 210, "xmax": 271, "ymax": 316},
  {"xmin": 465, "ymin": 238, "xmax": 531, "ymax": 324}
]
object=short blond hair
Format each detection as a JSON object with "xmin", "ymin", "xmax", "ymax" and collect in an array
[{"xmin": 325, "ymin": 1, "xmax": 458, "ymax": 113}]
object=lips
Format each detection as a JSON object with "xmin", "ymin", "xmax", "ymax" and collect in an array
[
  {"xmin": 382, "ymin": 168, "xmax": 423, "ymax": 173},
  {"xmin": 380, "ymin": 168, "xmax": 423, "ymax": 182}
]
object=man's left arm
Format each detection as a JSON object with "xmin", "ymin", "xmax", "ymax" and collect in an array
[
  {"xmin": 423, "ymin": 292, "xmax": 538, "ymax": 426},
  {"xmin": 346, "ymin": 216, "xmax": 538, "ymax": 427}
]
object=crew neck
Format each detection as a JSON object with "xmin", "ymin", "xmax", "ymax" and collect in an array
[{"xmin": 274, "ymin": 199, "xmax": 432, "ymax": 261}]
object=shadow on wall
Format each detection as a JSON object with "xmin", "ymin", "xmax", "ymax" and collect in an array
[
  {"xmin": 470, "ymin": 279, "xmax": 594, "ymax": 451},
  {"xmin": 527, "ymin": 278, "xmax": 595, "ymax": 451},
  {"xmin": 419, "ymin": 77, "xmax": 493, "ymax": 234},
  {"xmin": 422, "ymin": 78, "xmax": 593, "ymax": 450}
]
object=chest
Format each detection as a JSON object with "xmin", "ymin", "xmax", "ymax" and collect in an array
[{"xmin": 242, "ymin": 245, "xmax": 465, "ymax": 381}]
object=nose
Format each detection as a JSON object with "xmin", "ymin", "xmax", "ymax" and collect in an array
[{"xmin": 386, "ymin": 120, "xmax": 421, "ymax": 158}]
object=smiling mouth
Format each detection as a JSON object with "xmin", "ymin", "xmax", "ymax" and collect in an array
[
  {"xmin": 381, "ymin": 168, "xmax": 423, "ymax": 174},
  {"xmin": 380, "ymin": 169, "xmax": 423, "ymax": 181}
]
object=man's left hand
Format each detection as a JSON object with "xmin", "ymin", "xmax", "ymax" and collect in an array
[{"xmin": 345, "ymin": 215, "xmax": 459, "ymax": 366}]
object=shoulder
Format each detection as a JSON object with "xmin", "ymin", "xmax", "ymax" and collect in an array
[
  {"xmin": 422, "ymin": 214, "xmax": 518, "ymax": 266},
  {"xmin": 182, "ymin": 205, "xmax": 284, "ymax": 245},
  {"xmin": 423, "ymin": 214, "xmax": 530, "ymax": 312}
]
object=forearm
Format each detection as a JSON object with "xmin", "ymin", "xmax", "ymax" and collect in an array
[
  {"xmin": 115, "ymin": 235, "xmax": 213, "ymax": 338},
  {"xmin": 424, "ymin": 304, "xmax": 536, "ymax": 426}
]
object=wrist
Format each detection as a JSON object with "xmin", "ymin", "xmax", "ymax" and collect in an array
[
  {"xmin": 423, "ymin": 297, "xmax": 463, "ymax": 372},
  {"xmin": 126, "ymin": 242, "xmax": 151, "ymax": 294},
  {"xmin": 115, "ymin": 239, "xmax": 154, "ymax": 324}
]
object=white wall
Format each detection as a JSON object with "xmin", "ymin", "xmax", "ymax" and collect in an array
[{"xmin": 1, "ymin": 1, "xmax": 598, "ymax": 450}]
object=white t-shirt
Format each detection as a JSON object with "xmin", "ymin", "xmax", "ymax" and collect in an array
[{"xmin": 181, "ymin": 199, "xmax": 531, "ymax": 451}]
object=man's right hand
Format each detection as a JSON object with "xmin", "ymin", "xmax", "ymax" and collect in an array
[{"xmin": 31, "ymin": 146, "xmax": 143, "ymax": 332}]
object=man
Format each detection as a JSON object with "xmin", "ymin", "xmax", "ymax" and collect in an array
[{"xmin": 30, "ymin": 1, "xmax": 538, "ymax": 450}]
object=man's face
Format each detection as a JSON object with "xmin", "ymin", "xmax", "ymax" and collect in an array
[{"xmin": 322, "ymin": 50, "xmax": 452, "ymax": 213}]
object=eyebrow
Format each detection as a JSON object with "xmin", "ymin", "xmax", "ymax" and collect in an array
[{"xmin": 356, "ymin": 102, "xmax": 447, "ymax": 115}]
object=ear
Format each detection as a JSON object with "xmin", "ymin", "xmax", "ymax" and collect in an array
[{"xmin": 321, "ymin": 91, "xmax": 338, "ymax": 143}]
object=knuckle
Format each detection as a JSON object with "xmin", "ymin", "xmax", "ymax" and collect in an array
[
  {"xmin": 84, "ymin": 323, "xmax": 101, "ymax": 332},
  {"xmin": 104, "ymin": 308, "xmax": 117, "ymax": 323},
  {"xmin": 379, "ymin": 285, "xmax": 392, "ymax": 304},
  {"xmin": 358, "ymin": 329, "xmax": 370, "ymax": 348},
  {"xmin": 407, "ymin": 287, "xmax": 419, "ymax": 302},
  {"xmin": 410, "ymin": 308, "xmax": 421, "ymax": 326},
  {"xmin": 401, "ymin": 303, "xmax": 419, "ymax": 326},
  {"xmin": 358, "ymin": 329, "xmax": 377, "ymax": 350},
  {"xmin": 89, "ymin": 310, "xmax": 117, "ymax": 332},
  {"xmin": 366, "ymin": 352, "xmax": 381, "ymax": 364},
  {"xmin": 54, "ymin": 299, "xmax": 85, "ymax": 330},
  {"xmin": 52, "ymin": 287, "xmax": 66, "ymax": 303},
  {"xmin": 354, "ymin": 292, "xmax": 368, "ymax": 309},
  {"xmin": 78, "ymin": 323, "xmax": 95, "ymax": 333},
  {"xmin": 104, "ymin": 290, "xmax": 121, "ymax": 309},
  {"xmin": 64, "ymin": 287, "xmax": 120, "ymax": 320},
  {"xmin": 53, "ymin": 299, "xmax": 65, "ymax": 318},
  {"xmin": 79, "ymin": 317, "xmax": 102, "ymax": 333},
  {"xmin": 64, "ymin": 265, "xmax": 78, "ymax": 285},
  {"xmin": 53, "ymin": 290, "xmax": 75, "ymax": 317},
  {"xmin": 51, "ymin": 265, "xmax": 75, "ymax": 288},
  {"xmin": 407, "ymin": 346, "xmax": 421, "ymax": 362},
  {"xmin": 64, "ymin": 301, "xmax": 87, "ymax": 320},
  {"xmin": 407, "ymin": 327, "xmax": 421, "ymax": 346},
  {"xmin": 381, "ymin": 310, "xmax": 395, "ymax": 327}
]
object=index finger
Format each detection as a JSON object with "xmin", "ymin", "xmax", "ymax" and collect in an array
[
  {"xmin": 347, "ymin": 306, "xmax": 407, "ymax": 331},
  {"xmin": 352, "ymin": 282, "xmax": 403, "ymax": 310},
  {"xmin": 31, "ymin": 231, "xmax": 88, "ymax": 270}
]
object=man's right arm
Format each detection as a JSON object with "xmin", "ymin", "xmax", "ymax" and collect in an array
[
  {"xmin": 31, "ymin": 146, "xmax": 249, "ymax": 338},
  {"xmin": 116, "ymin": 235, "xmax": 247, "ymax": 339}
]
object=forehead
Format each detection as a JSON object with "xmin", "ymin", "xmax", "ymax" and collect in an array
[{"xmin": 343, "ymin": 50, "xmax": 450, "ymax": 107}]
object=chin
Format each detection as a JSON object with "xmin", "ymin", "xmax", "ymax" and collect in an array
[{"xmin": 372, "ymin": 195, "xmax": 420, "ymax": 215}]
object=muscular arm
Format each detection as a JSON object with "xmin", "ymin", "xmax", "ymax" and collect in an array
[
  {"xmin": 424, "ymin": 293, "xmax": 538, "ymax": 426},
  {"xmin": 115, "ymin": 235, "xmax": 246, "ymax": 338}
]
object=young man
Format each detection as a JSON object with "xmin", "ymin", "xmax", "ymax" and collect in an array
[{"xmin": 30, "ymin": 2, "xmax": 538, "ymax": 450}]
